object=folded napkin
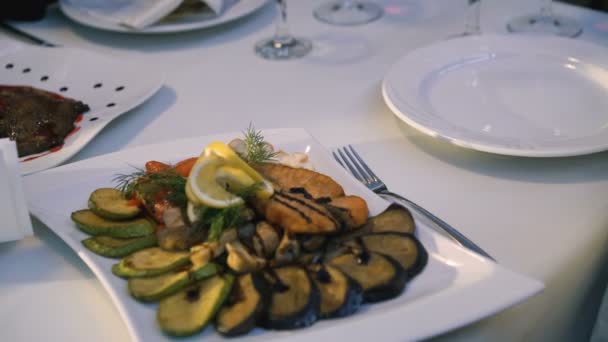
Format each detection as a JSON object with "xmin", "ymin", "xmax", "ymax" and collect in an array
[
  {"xmin": 0, "ymin": 139, "xmax": 32, "ymax": 243},
  {"xmin": 65, "ymin": 0, "xmax": 225, "ymax": 29}
]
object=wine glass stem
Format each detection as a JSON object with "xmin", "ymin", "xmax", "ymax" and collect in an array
[
  {"xmin": 274, "ymin": 0, "xmax": 293, "ymax": 45},
  {"xmin": 465, "ymin": 0, "xmax": 481, "ymax": 35},
  {"xmin": 540, "ymin": 0, "xmax": 554, "ymax": 19}
]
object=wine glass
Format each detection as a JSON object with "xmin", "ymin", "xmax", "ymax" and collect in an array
[
  {"xmin": 451, "ymin": 0, "xmax": 481, "ymax": 38},
  {"xmin": 313, "ymin": 1, "xmax": 383, "ymax": 26},
  {"xmin": 507, "ymin": 0, "xmax": 582, "ymax": 37},
  {"xmin": 255, "ymin": 0, "xmax": 312, "ymax": 60}
]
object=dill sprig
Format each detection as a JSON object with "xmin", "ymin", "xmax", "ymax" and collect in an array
[
  {"xmin": 205, "ymin": 205, "xmax": 244, "ymax": 241},
  {"xmin": 201, "ymin": 182, "xmax": 262, "ymax": 241},
  {"xmin": 242, "ymin": 124, "xmax": 278, "ymax": 164},
  {"xmin": 112, "ymin": 167, "xmax": 187, "ymax": 207}
]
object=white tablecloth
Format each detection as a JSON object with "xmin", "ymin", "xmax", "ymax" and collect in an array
[{"xmin": 1, "ymin": 0, "xmax": 608, "ymax": 341}]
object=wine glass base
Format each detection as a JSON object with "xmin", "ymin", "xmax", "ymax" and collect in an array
[
  {"xmin": 314, "ymin": 1, "xmax": 383, "ymax": 26},
  {"xmin": 507, "ymin": 14, "xmax": 582, "ymax": 38},
  {"xmin": 255, "ymin": 37, "xmax": 312, "ymax": 60}
]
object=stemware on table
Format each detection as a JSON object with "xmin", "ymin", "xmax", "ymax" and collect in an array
[
  {"xmin": 255, "ymin": 0, "xmax": 312, "ymax": 60},
  {"xmin": 507, "ymin": 0, "xmax": 582, "ymax": 37},
  {"xmin": 313, "ymin": 0, "xmax": 383, "ymax": 26},
  {"xmin": 451, "ymin": 0, "xmax": 481, "ymax": 38}
]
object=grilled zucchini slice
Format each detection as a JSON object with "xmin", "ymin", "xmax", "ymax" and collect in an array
[
  {"xmin": 261, "ymin": 266, "xmax": 320, "ymax": 330},
  {"xmin": 112, "ymin": 247, "xmax": 190, "ymax": 278},
  {"xmin": 157, "ymin": 274, "xmax": 234, "ymax": 336},
  {"xmin": 88, "ymin": 188, "xmax": 141, "ymax": 220},
  {"xmin": 309, "ymin": 264, "xmax": 363, "ymax": 319},
  {"xmin": 71, "ymin": 209, "xmax": 154, "ymax": 238},
  {"xmin": 328, "ymin": 251, "xmax": 408, "ymax": 303},
  {"xmin": 128, "ymin": 262, "xmax": 221, "ymax": 302},
  {"xmin": 216, "ymin": 273, "xmax": 270, "ymax": 336},
  {"xmin": 81, "ymin": 235, "xmax": 157, "ymax": 258},
  {"xmin": 360, "ymin": 233, "xmax": 428, "ymax": 278}
]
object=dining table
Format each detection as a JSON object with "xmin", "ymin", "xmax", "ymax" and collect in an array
[{"xmin": 1, "ymin": 0, "xmax": 608, "ymax": 341}]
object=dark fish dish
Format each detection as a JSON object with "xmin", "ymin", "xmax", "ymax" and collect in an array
[{"xmin": 0, "ymin": 85, "xmax": 90, "ymax": 157}]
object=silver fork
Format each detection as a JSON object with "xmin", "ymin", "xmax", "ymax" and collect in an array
[{"xmin": 333, "ymin": 145, "xmax": 496, "ymax": 262}]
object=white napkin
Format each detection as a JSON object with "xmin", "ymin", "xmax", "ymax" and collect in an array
[
  {"xmin": 66, "ymin": 0, "xmax": 225, "ymax": 29},
  {"xmin": 0, "ymin": 139, "xmax": 33, "ymax": 243}
]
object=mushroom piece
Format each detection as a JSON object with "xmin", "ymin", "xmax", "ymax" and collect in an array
[
  {"xmin": 273, "ymin": 232, "xmax": 301, "ymax": 266},
  {"xmin": 252, "ymin": 221, "xmax": 280, "ymax": 258},
  {"xmin": 190, "ymin": 241, "xmax": 223, "ymax": 268},
  {"xmin": 226, "ymin": 241, "xmax": 267, "ymax": 274},
  {"xmin": 163, "ymin": 207, "xmax": 186, "ymax": 229}
]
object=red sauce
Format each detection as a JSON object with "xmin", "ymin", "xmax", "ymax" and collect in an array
[
  {"xmin": 64, "ymin": 126, "xmax": 80, "ymax": 140},
  {"xmin": 22, "ymin": 144, "xmax": 64, "ymax": 162}
]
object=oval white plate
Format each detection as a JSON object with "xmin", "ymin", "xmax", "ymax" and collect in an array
[
  {"xmin": 59, "ymin": 0, "xmax": 269, "ymax": 34},
  {"xmin": 383, "ymin": 34, "xmax": 608, "ymax": 157},
  {"xmin": 24, "ymin": 128, "xmax": 543, "ymax": 342},
  {"xmin": 0, "ymin": 39, "xmax": 164, "ymax": 174}
]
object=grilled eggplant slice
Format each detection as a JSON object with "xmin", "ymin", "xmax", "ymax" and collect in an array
[
  {"xmin": 309, "ymin": 264, "xmax": 363, "ymax": 318},
  {"xmin": 112, "ymin": 247, "xmax": 190, "ymax": 278},
  {"xmin": 261, "ymin": 266, "xmax": 320, "ymax": 330},
  {"xmin": 216, "ymin": 273, "xmax": 269, "ymax": 336},
  {"xmin": 358, "ymin": 204, "xmax": 416, "ymax": 235},
  {"xmin": 359, "ymin": 233, "xmax": 428, "ymax": 278},
  {"xmin": 328, "ymin": 251, "xmax": 408, "ymax": 303},
  {"xmin": 82, "ymin": 234, "xmax": 157, "ymax": 258},
  {"xmin": 71, "ymin": 209, "xmax": 155, "ymax": 238},
  {"xmin": 88, "ymin": 188, "xmax": 140, "ymax": 220},
  {"xmin": 157, "ymin": 274, "xmax": 234, "ymax": 336},
  {"xmin": 128, "ymin": 262, "xmax": 220, "ymax": 302}
]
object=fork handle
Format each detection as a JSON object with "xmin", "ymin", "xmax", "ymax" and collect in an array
[{"xmin": 378, "ymin": 190, "xmax": 496, "ymax": 262}]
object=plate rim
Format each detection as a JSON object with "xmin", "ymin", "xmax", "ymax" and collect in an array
[
  {"xmin": 58, "ymin": 0, "xmax": 270, "ymax": 34},
  {"xmin": 24, "ymin": 128, "xmax": 544, "ymax": 341},
  {"xmin": 382, "ymin": 33, "xmax": 608, "ymax": 158}
]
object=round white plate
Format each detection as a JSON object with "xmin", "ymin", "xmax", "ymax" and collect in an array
[
  {"xmin": 0, "ymin": 39, "xmax": 164, "ymax": 174},
  {"xmin": 59, "ymin": 0, "xmax": 269, "ymax": 34},
  {"xmin": 382, "ymin": 34, "xmax": 608, "ymax": 157}
]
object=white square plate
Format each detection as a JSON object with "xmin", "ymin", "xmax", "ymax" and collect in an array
[
  {"xmin": 24, "ymin": 128, "xmax": 543, "ymax": 341},
  {"xmin": 0, "ymin": 39, "xmax": 164, "ymax": 174}
]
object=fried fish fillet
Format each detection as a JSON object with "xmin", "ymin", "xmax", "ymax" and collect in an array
[
  {"xmin": 257, "ymin": 191, "xmax": 340, "ymax": 234},
  {"xmin": 323, "ymin": 195, "xmax": 369, "ymax": 229},
  {"xmin": 255, "ymin": 163, "xmax": 345, "ymax": 199}
]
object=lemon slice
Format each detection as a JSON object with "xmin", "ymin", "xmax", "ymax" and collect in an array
[
  {"xmin": 186, "ymin": 155, "xmax": 246, "ymax": 208},
  {"xmin": 186, "ymin": 146, "xmax": 274, "ymax": 208},
  {"xmin": 204, "ymin": 142, "xmax": 274, "ymax": 199},
  {"xmin": 186, "ymin": 201, "xmax": 206, "ymax": 223}
]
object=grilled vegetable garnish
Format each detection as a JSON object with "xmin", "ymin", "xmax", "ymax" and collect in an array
[
  {"xmin": 328, "ymin": 250, "xmax": 408, "ymax": 303},
  {"xmin": 73, "ymin": 135, "xmax": 432, "ymax": 339},
  {"xmin": 82, "ymin": 235, "xmax": 157, "ymax": 258},
  {"xmin": 358, "ymin": 233, "xmax": 428, "ymax": 278},
  {"xmin": 158, "ymin": 274, "xmax": 234, "ymax": 336},
  {"xmin": 361, "ymin": 204, "xmax": 416, "ymax": 235},
  {"xmin": 112, "ymin": 247, "xmax": 190, "ymax": 278},
  {"xmin": 71, "ymin": 210, "xmax": 155, "ymax": 238},
  {"xmin": 255, "ymin": 163, "xmax": 345, "ymax": 199},
  {"xmin": 261, "ymin": 266, "xmax": 320, "ymax": 330},
  {"xmin": 216, "ymin": 273, "xmax": 270, "ymax": 336},
  {"xmin": 88, "ymin": 188, "xmax": 141, "ymax": 220},
  {"xmin": 309, "ymin": 264, "xmax": 363, "ymax": 318},
  {"xmin": 128, "ymin": 262, "xmax": 220, "ymax": 302}
]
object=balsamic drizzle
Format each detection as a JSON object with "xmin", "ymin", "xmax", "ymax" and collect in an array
[{"xmin": 289, "ymin": 187, "xmax": 312, "ymax": 199}]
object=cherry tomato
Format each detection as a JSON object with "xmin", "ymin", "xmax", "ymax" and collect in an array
[
  {"xmin": 174, "ymin": 157, "xmax": 197, "ymax": 177},
  {"xmin": 145, "ymin": 160, "xmax": 171, "ymax": 173}
]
